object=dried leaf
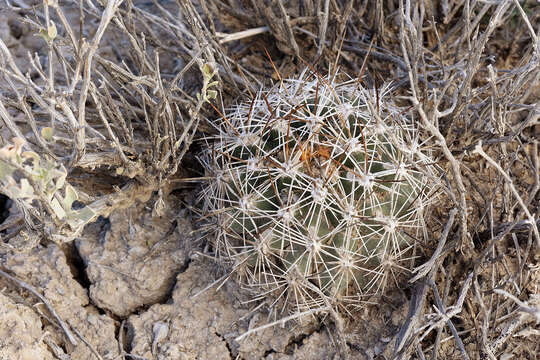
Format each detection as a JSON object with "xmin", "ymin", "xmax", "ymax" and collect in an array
[
  {"xmin": 22, "ymin": 151, "xmax": 40, "ymax": 164},
  {"xmin": 19, "ymin": 179, "xmax": 35, "ymax": 199},
  {"xmin": 38, "ymin": 21, "xmax": 57, "ymax": 43},
  {"xmin": 47, "ymin": 21, "xmax": 57, "ymax": 40},
  {"xmin": 0, "ymin": 161, "xmax": 15, "ymax": 180},
  {"xmin": 201, "ymin": 63, "xmax": 214, "ymax": 79},
  {"xmin": 62, "ymin": 185, "xmax": 78, "ymax": 210},
  {"xmin": 66, "ymin": 206, "xmax": 96, "ymax": 230},
  {"xmin": 41, "ymin": 127, "xmax": 54, "ymax": 141},
  {"xmin": 206, "ymin": 89, "xmax": 217, "ymax": 100},
  {"xmin": 51, "ymin": 198, "xmax": 66, "ymax": 219}
]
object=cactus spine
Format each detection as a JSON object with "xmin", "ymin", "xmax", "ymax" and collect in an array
[{"xmin": 200, "ymin": 69, "xmax": 435, "ymax": 313}]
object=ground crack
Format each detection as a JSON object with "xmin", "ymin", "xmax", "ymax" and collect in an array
[
  {"xmin": 215, "ymin": 330, "xmax": 235, "ymax": 359},
  {"xmin": 283, "ymin": 320, "xmax": 324, "ymax": 355}
]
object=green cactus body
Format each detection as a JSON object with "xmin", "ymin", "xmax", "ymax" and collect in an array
[{"xmin": 200, "ymin": 70, "xmax": 434, "ymax": 312}]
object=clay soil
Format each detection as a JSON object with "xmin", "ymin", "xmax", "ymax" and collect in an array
[{"xmin": 0, "ymin": 1, "xmax": 539, "ymax": 360}]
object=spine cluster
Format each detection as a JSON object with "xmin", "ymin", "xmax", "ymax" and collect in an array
[{"xmin": 200, "ymin": 69, "xmax": 435, "ymax": 313}]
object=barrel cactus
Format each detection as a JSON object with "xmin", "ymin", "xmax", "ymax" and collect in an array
[{"xmin": 199, "ymin": 69, "xmax": 435, "ymax": 313}]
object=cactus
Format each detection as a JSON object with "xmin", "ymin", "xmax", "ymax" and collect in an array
[{"xmin": 200, "ymin": 69, "xmax": 436, "ymax": 313}]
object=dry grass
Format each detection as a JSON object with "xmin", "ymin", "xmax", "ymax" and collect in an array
[{"xmin": 0, "ymin": 0, "xmax": 538, "ymax": 359}]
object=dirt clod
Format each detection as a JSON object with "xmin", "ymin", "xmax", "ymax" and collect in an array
[
  {"xmin": 76, "ymin": 202, "xmax": 189, "ymax": 317},
  {"xmin": 0, "ymin": 245, "xmax": 119, "ymax": 360},
  {"xmin": 0, "ymin": 292, "xmax": 53, "ymax": 360},
  {"xmin": 127, "ymin": 259, "xmax": 329, "ymax": 360}
]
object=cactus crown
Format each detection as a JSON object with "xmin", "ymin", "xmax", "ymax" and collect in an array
[{"xmin": 200, "ymin": 69, "xmax": 436, "ymax": 313}]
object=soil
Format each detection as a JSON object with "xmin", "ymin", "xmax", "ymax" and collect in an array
[
  {"xmin": 0, "ymin": 7, "xmax": 354, "ymax": 359},
  {"xmin": 0, "ymin": 195, "xmax": 371, "ymax": 359},
  {"xmin": 0, "ymin": 2, "xmax": 538, "ymax": 360}
]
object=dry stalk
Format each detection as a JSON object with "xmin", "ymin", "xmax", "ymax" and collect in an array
[
  {"xmin": 473, "ymin": 142, "xmax": 540, "ymax": 249},
  {"xmin": 398, "ymin": 0, "xmax": 470, "ymax": 249},
  {"xmin": 0, "ymin": 1, "xmax": 218, "ymax": 244}
]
